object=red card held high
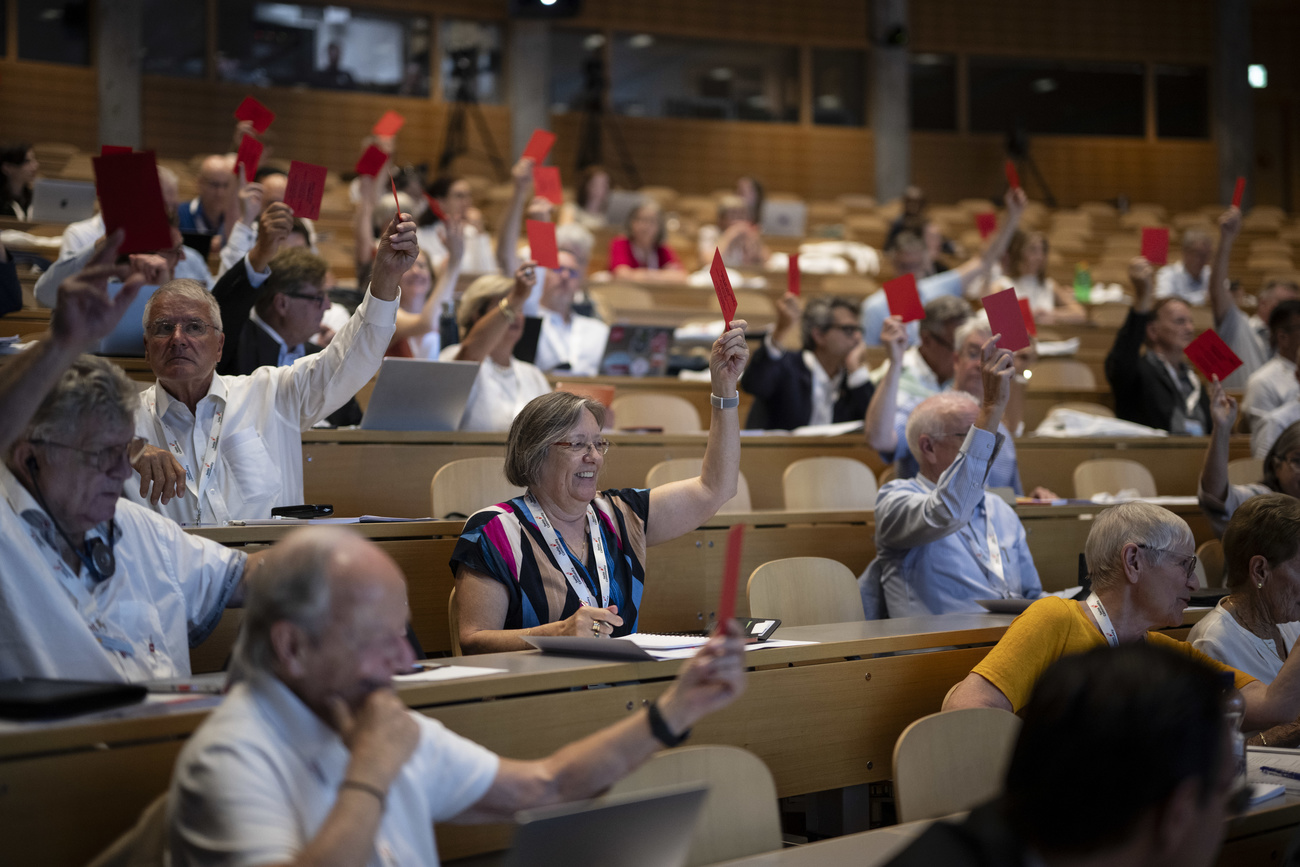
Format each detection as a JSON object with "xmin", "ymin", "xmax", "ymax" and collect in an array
[
  {"xmin": 788, "ymin": 252, "xmax": 801, "ymax": 297},
  {"xmin": 101, "ymin": 145, "xmax": 131, "ymax": 155},
  {"xmin": 1141, "ymin": 227, "xmax": 1170, "ymax": 266},
  {"xmin": 1184, "ymin": 329, "xmax": 1243, "ymax": 383},
  {"xmin": 522, "ymin": 129, "xmax": 556, "ymax": 163},
  {"xmin": 709, "ymin": 249, "xmax": 738, "ymax": 328},
  {"xmin": 1005, "ymin": 160, "xmax": 1021, "ymax": 190},
  {"xmin": 982, "ymin": 287, "xmax": 1032, "ymax": 353},
  {"xmin": 533, "ymin": 165, "xmax": 563, "ymax": 205},
  {"xmin": 92, "ymin": 151, "xmax": 173, "ymax": 255},
  {"xmin": 354, "ymin": 144, "xmax": 388, "ymax": 178},
  {"xmin": 390, "ymin": 177, "xmax": 402, "ymax": 217},
  {"xmin": 234, "ymin": 96, "xmax": 275, "ymax": 134},
  {"xmin": 1232, "ymin": 176, "xmax": 1246, "ymax": 209},
  {"xmin": 883, "ymin": 273, "xmax": 925, "ymax": 323},
  {"xmin": 372, "ymin": 110, "xmax": 405, "ymax": 138},
  {"xmin": 716, "ymin": 523, "xmax": 746, "ymax": 626},
  {"xmin": 526, "ymin": 219, "xmax": 559, "ymax": 269},
  {"xmin": 283, "ymin": 160, "xmax": 328, "ymax": 220},
  {"xmin": 234, "ymin": 134, "xmax": 263, "ymax": 179},
  {"xmin": 975, "ymin": 212, "xmax": 997, "ymax": 240},
  {"xmin": 424, "ymin": 192, "xmax": 446, "ymax": 222},
  {"xmin": 1018, "ymin": 297, "xmax": 1038, "ymax": 337}
]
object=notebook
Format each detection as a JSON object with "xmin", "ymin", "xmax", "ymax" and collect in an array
[{"xmin": 359, "ymin": 358, "xmax": 479, "ymax": 431}]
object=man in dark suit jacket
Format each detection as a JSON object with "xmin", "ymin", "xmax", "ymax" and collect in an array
[
  {"xmin": 741, "ymin": 293, "xmax": 873, "ymax": 430},
  {"xmin": 1106, "ymin": 256, "xmax": 1212, "ymax": 434}
]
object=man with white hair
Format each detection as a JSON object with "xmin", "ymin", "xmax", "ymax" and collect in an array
[
  {"xmin": 169, "ymin": 526, "xmax": 747, "ymax": 866},
  {"xmin": 1155, "ymin": 227, "xmax": 1213, "ymax": 306},
  {"xmin": 861, "ymin": 337, "xmax": 1043, "ymax": 617}
]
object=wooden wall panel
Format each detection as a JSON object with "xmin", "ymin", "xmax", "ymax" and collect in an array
[{"xmin": 0, "ymin": 61, "xmax": 98, "ymax": 151}]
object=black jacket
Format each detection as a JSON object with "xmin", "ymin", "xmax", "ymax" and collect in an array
[
  {"xmin": 1105, "ymin": 308, "xmax": 1211, "ymax": 434},
  {"xmin": 741, "ymin": 344, "xmax": 874, "ymax": 431}
]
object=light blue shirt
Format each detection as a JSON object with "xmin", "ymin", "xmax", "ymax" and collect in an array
[
  {"xmin": 867, "ymin": 426, "xmax": 1042, "ymax": 617},
  {"xmin": 860, "ymin": 269, "xmax": 965, "ymax": 345},
  {"xmin": 886, "ymin": 413, "xmax": 1023, "ymax": 495}
]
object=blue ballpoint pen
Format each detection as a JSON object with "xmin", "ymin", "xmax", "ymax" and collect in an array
[{"xmin": 1259, "ymin": 765, "xmax": 1300, "ymax": 782}]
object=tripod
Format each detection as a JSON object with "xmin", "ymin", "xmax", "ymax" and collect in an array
[
  {"xmin": 575, "ymin": 53, "xmax": 641, "ymax": 188},
  {"xmin": 1006, "ymin": 127, "xmax": 1057, "ymax": 208},
  {"xmin": 439, "ymin": 48, "xmax": 509, "ymax": 179}
]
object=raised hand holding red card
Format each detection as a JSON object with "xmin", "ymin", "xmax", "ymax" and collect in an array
[
  {"xmin": 92, "ymin": 151, "xmax": 173, "ymax": 254},
  {"xmin": 1018, "ymin": 297, "xmax": 1038, "ymax": 337},
  {"xmin": 354, "ymin": 144, "xmax": 388, "ymax": 177},
  {"xmin": 982, "ymin": 287, "xmax": 1032, "ymax": 352},
  {"xmin": 1184, "ymin": 330, "xmax": 1243, "ymax": 382},
  {"xmin": 716, "ymin": 523, "xmax": 746, "ymax": 627},
  {"xmin": 234, "ymin": 96, "xmax": 275, "ymax": 134},
  {"xmin": 709, "ymin": 249, "xmax": 738, "ymax": 328},
  {"xmin": 788, "ymin": 253, "xmax": 801, "ymax": 296},
  {"xmin": 372, "ymin": 110, "xmax": 405, "ymax": 137},
  {"xmin": 1140, "ymin": 228, "xmax": 1170, "ymax": 266},
  {"xmin": 283, "ymin": 160, "xmax": 328, "ymax": 220},
  {"xmin": 527, "ymin": 220, "xmax": 559, "ymax": 268},
  {"xmin": 101, "ymin": 145, "xmax": 131, "ymax": 155},
  {"xmin": 883, "ymin": 273, "xmax": 925, "ymax": 322},
  {"xmin": 534, "ymin": 166, "xmax": 563, "ymax": 205},
  {"xmin": 975, "ymin": 212, "xmax": 997, "ymax": 239},
  {"xmin": 235, "ymin": 135, "xmax": 263, "ymax": 179},
  {"xmin": 522, "ymin": 129, "xmax": 556, "ymax": 163}
]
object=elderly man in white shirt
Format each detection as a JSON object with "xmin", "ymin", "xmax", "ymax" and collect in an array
[
  {"xmin": 0, "ymin": 233, "xmax": 259, "ymax": 682},
  {"xmin": 127, "ymin": 213, "xmax": 418, "ymax": 524},
  {"xmin": 1155, "ymin": 227, "xmax": 1213, "ymax": 306},
  {"xmin": 534, "ymin": 247, "xmax": 609, "ymax": 376}
]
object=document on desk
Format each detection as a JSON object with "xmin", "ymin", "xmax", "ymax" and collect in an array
[
  {"xmin": 393, "ymin": 664, "xmax": 507, "ymax": 683},
  {"xmin": 1248, "ymin": 746, "xmax": 1300, "ymax": 791},
  {"xmin": 645, "ymin": 639, "xmax": 819, "ymax": 660}
]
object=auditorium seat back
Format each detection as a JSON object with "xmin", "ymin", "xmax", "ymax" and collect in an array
[
  {"xmin": 747, "ymin": 556, "xmax": 863, "ymax": 626},
  {"xmin": 645, "ymin": 458, "xmax": 751, "ymax": 512},
  {"xmin": 893, "ymin": 708, "xmax": 1022, "ymax": 824},
  {"xmin": 782, "ymin": 456, "xmax": 878, "ymax": 510}
]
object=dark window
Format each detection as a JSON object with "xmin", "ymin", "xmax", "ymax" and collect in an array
[
  {"xmin": 440, "ymin": 20, "xmax": 503, "ymax": 105},
  {"xmin": 142, "ymin": 0, "xmax": 206, "ymax": 78},
  {"xmin": 812, "ymin": 49, "xmax": 865, "ymax": 126},
  {"xmin": 610, "ymin": 33, "xmax": 799, "ymax": 123},
  {"xmin": 0, "ymin": 0, "xmax": 7, "ymax": 57},
  {"xmin": 1156, "ymin": 65, "xmax": 1209, "ymax": 139},
  {"xmin": 969, "ymin": 57, "xmax": 1144, "ymax": 137},
  {"xmin": 216, "ymin": 2, "xmax": 431, "ymax": 96},
  {"xmin": 550, "ymin": 29, "xmax": 605, "ymax": 114},
  {"xmin": 911, "ymin": 53, "xmax": 957, "ymax": 131},
  {"xmin": 18, "ymin": 0, "xmax": 90, "ymax": 65}
]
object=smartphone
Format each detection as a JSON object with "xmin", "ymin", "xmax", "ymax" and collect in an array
[{"xmin": 270, "ymin": 504, "xmax": 334, "ymax": 519}]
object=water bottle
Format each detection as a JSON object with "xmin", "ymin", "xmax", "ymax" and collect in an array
[{"xmin": 1223, "ymin": 673, "xmax": 1247, "ymax": 793}]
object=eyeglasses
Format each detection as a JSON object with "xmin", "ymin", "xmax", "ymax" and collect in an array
[
  {"xmin": 557, "ymin": 266, "xmax": 581, "ymax": 280},
  {"xmin": 553, "ymin": 439, "xmax": 611, "ymax": 456},
  {"xmin": 283, "ymin": 291, "xmax": 330, "ymax": 306},
  {"xmin": 147, "ymin": 318, "xmax": 220, "ymax": 339},
  {"xmin": 31, "ymin": 437, "xmax": 147, "ymax": 472},
  {"xmin": 1137, "ymin": 544, "xmax": 1198, "ymax": 579},
  {"xmin": 825, "ymin": 324, "xmax": 863, "ymax": 336},
  {"xmin": 1274, "ymin": 453, "xmax": 1300, "ymax": 474}
]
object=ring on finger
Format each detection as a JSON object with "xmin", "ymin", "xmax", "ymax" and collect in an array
[{"xmin": 591, "ymin": 621, "xmax": 602, "ymax": 637}]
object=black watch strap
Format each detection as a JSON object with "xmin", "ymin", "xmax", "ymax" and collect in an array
[{"xmin": 647, "ymin": 700, "xmax": 691, "ymax": 747}]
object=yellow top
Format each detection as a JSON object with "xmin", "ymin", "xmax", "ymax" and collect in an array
[{"xmin": 972, "ymin": 596, "xmax": 1255, "ymax": 713}]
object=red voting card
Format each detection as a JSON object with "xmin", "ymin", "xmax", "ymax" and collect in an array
[
  {"xmin": 716, "ymin": 523, "xmax": 746, "ymax": 626},
  {"xmin": 1184, "ymin": 329, "xmax": 1243, "ymax": 383},
  {"xmin": 534, "ymin": 166, "xmax": 563, "ymax": 205},
  {"xmin": 982, "ymin": 287, "xmax": 1032, "ymax": 352},
  {"xmin": 788, "ymin": 253, "xmax": 801, "ymax": 297},
  {"xmin": 1005, "ymin": 160, "xmax": 1021, "ymax": 190},
  {"xmin": 975, "ymin": 212, "xmax": 997, "ymax": 240},
  {"xmin": 1018, "ymin": 297, "xmax": 1038, "ymax": 337},
  {"xmin": 92, "ymin": 151, "xmax": 173, "ymax": 255},
  {"xmin": 522, "ymin": 129, "xmax": 556, "ymax": 163},
  {"xmin": 710, "ymin": 249, "xmax": 738, "ymax": 328},
  {"xmin": 390, "ymin": 176, "xmax": 402, "ymax": 217},
  {"xmin": 372, "ymin": 110, "xmax": 405, "ymax": 137},
  {"xmin": 1141, "ymin": 227, "xmax": 1170, "ymax": 266},
  {"xmin": 234, "ymin": 96, "xmax": 275, "ymax": 134},
  {"xmin": 100, "ymin": 145, "xmax": 131, "ymax": 155},
  {"xmin": 424, "ymin": 192, "xmax": 446, "ymax": 222},
  {"xmin": 527, "ymin": 219, "xmax": 559, "ymax": 269},
  {"xmin": 234, "ymin": 134, "xmax": 263, "ymax": 179},
  {"xmin": 284, "ymin": 160, "xmax": 328, "ymax": 220},
  {"xmin": 1232, "ymin": 176, "xmax": 1246, "ymax": 209},
  {"xmin": 354, "ymin": 144, "xmax": 388, "ymax": 178},
  {"xmin": 883, "ymin": 273, "xmax": 925, "ymax": 323}
]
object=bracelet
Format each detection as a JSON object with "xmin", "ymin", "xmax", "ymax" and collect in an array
[
  {"xmin": 1261, "ymin": 732, "xmax": 1269, "ymax": 746},
  {"xmin": 710, "ymin": 393, "xmax": 740, "ymax": 410},
  {"xmin": 498, "ymin": 297, "xmax": 518, "ymax": 323},
  {"xmin": 647, "ymin": 700, "xmax": 691, "ymax": 748},
  {"xmin": 339, "ymin": 779, "xmax": 387, "ymax": 809}
]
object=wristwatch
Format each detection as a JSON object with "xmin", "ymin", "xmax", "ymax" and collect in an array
[{"xmin": 710, "ymin": 393, "xmax": 740, "ymax": 410}]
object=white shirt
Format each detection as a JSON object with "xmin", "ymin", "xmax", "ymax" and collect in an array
[
  {"xmin": 1189, "ymin": 599, "xmax": 1300, "ymax": 684},
  {"xmin": 534, "ymin": 307, "xmax": 610, "ymax": 376},
  {"xmin": 1252, "ymin": 400, "xmax": 1300, "ymax": 459},
  {"xmin": 870, "ymin": 345, "xmax": 946, "ymax": 407},
  {"xmin": 129, "ymin": 290, "xmax": 398, "ymax": 524},
  {"xmin": 248, "ymin": 307, "xmax": 308, "ymax": 367},
  {"xmin": 35, "ymin": 226, "xmax": 215, "ymax": 307},
  {"xmin": 217, "ymin": 216, "xmax": 318, "ymax": 279},
  {"xmin": 1216, "ymin": 304, "xmax": 1272, "ymax": 390},
  {"xmin": 1243, "ymin": 355, "xmax": 1298, "ymax": 430},
  {"xmin": 0, "ymin": 463, "xmax": 244, "ymax": 682},
  {"xmin": 416, "ymin": 222, "xmax": 497, "ymax": 276},
  {"xmin": 1155, "ymin": 261, "xmax": 1211, "ymax": 306},
  {"xmin": 170, "ymin": 674, "xmax": 499, "ymax": 867},
  {"xmin": 1007, "ymin": 275, "xmax": 1057, "ymax": 315},
  {"xmin": 439, "ymin": 345, "xmax": 551, "ymax": 432}
]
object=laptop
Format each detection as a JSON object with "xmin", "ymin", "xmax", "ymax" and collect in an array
[
  {"xmin": 96, "ymin": 282, "xmax": 159, "ymax": 357},
  {"xmin": 0, "ymin": 678, "xmax": 146, "ymax": 721},
  {"xmin": 599, "ymin": 324, "xmax": 674, "ymax": 377},
  {"xmin": 180, "ymin": 231, "xmax": 214, "ymax": 260},
  {"xmin": 604, "ymin": 190, "xmax": 646, "ymax": 233},
  {"xmin": 760, "ymin": 199, "xmax": 807, "ymax": 237},
  {"xmin": 512, "ymin": 315, "xmax": 544, "ymax": 364},
  {"xmin": 359, "ymin": 358, "xmax": 480, "ymax": 431},
  {"xmin": 502, "ymin": 784, "xmax": 708, "ymax": 867},
  {"xmin": 30, "ymin": 178, "xmax": 98, "ymax": 224}
]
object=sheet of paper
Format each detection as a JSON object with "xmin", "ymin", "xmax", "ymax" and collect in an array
[
  {"xmin": 717, "ymin": 524, "xmax": 745, "ymax": 624},
  {"xmin": 627, "ymin": 633, "xmax": 709, "ymax": 651},
  {"xmin": 645, "ymin": 639, "xmax": 819, "ymax": 660},
  {"xmin": 393, "ymin": 664, "xmax": 506, "ymax": 683},
  {"xmin": 354, "ymin": 144, "xmax": 388, "ymax": 177},
  {"xmin": 709, "ymin": 249, "xmax": 737, "ymax": 328},
  {"xmin": 234, "ymin": 134, "xmax": 263, "ymax": 179},
  {"xmin": 1140, "ymin": 227, "xmax": 1170, "ymax": 266},
  {"xmin": 975, "ymin": 212, "xmax": 997, "ymax": 239},
  {"xmin": 234, "ymin": 96, "xmax": 275, "ymax": 134},
  {"xmin": 533, "ymin": 165, "xmax": 562, "ymax": 205},
  {"xmin": 981, "ymin": 287, "xmax": 1032, "ymax": 352},
  {"xmin": 1184, "ymin": 329, "xmax": 1243, "ymax": 382},
  {"xmin": 792, "ymin": 420, "xmax": 864, "ymax": 437},
  {"xmin": 372, "ymin": 110, "xmax": 405, "ymax": 137},
  {"xmin": 522, "ymin": 128, "xmax": 556, "ymax": 163},
  {"xmin": 92, "ymin": 151, "xmax": 173, "ymax": 254},
  {"xmin": 1018, "ymin": 297, "xmax": 1037, "ymax": 336},
  {"xmin": 526, "ymin": 219, "xmax": 559, "ymax": 268},
  {"xmin": 788, "ymin": 252, "xmax": 801, "ymax": 296},
  {"xmin": 883, "ymin": 273, "xmax": 925, "ymax": 322},
  {"xmin": 284, "ymin": 160, "xmax": 328, "ymax": 221}
]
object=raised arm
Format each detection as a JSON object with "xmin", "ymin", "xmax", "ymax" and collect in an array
[
  {"xmin": 352, "ymin": 165, "xmax": 382, "ymax": 281},
  {"xmin": 645, "ymin": 320, "xmax": 748, "ymax": 546},
  {"xmin": 1200, "ymin": 377, "xmax": 1237, "ymax": 505},
  {"xmin": 393, "ymin": 216, "xmax": 463, "ymax": 343},
  {"xmin": 1243, "ymin": 640, "xmax": 1300, "ymax": 731},
  {"xmin": 952, "ymin": 188, "xmax": 1027, "ymax": 293},
  {"xmin": 496, "ymin": 157, "xmax": 534, "ymax": 276},
  {"xmin": 1208, "ymin": 207, "xmax": 1242, "ymax": 327},
  {"xmin": 369, "ymin": 210, "xmax": 418, "ymax": 302},
  {"xmin": 864, "ymin": 315, "xmax": 907, "ymax": 453},
  {"xmin": 453, "ymin": 262, "xmax": 534, "ymax": 362}
]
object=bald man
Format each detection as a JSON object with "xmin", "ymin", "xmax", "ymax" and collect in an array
[{"xmin": 178, "ymin": 154, "xmax": 234, "ymax": 242}]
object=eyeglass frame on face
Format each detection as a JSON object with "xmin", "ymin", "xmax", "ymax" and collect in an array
[
  {"xmin": 282, "ymin": 290, "xmax": 331, "ymax": 306},
  {"xmin": 821, "ymin": 323, "xmax": 864, "ymax": 337},
  {"xmin": 1273, "ymin": 452, "xmax": 1300, "ymax": 474},
  {"xmin": 552, "ymin": 439, "xmax": 611, "ymax": 456},
  {"xmin": 147, "ymin": 318, "xmax": 222, "ymax": 339},
  {"xmin": 1137, "ymin": 543, "xmax": 1198, "ymax": 579},
  {"xmin": 29, "ymin": 436, "xmax": 148, "ymax": 472}
]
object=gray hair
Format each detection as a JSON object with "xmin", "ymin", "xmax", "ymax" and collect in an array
[
  {"xmin": 904, "ymin": 391, "xmax": 978, "ymax": 460},
  {"xmin": 456, "ymin": 274, "xmax": 515, "ymax": 339},
  {"xmin": 1084, "ymin": 502, "xmax": 1193, "ymax": 591},
  {"xmin": 919, "ymin": 295, "xmax": 971, "ymax": 338},
  {"xmin": 505, "ymin": 392, "xmax": 608, "ymax": 488},
  {"xmin": 801, "ymin": 296, "xmax": 860, "ymax": 351},
  {"xmin": 12, "ymin": 355, "xmax": 137, "ymax": 460},
  {"xmin": 953, "ymin": 310, "xmax": 992, "ymax": 352},
  {"xmin": 144, "ymin": 279, "xmax": 222, "ymax": 332},
  {"xmin": 1181, "ymin": 228, "xmax": 1212, "ymax": 251},
  {"xmin": 556, "ymin": 222, "xmax": 594, "ymax": 267},
  {"xmin": 234, "ymin": 528, "xmax": 337, "ymax": 673}
]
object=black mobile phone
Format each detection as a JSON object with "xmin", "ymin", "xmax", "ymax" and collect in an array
[{"xmin": 271, "ymin": 504, "xmax": 334, "ymax": 519}]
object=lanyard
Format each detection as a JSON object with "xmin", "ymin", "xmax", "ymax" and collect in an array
[
  {"xmin": 147, "ymin": 388, "xmax": 225, "ymax": 525},
  {"xmin": 525, "ymin": 492, "xmax": 611, "ymax": 609},
  {"xmin": 980, "ymin": 504, "xmax": 1009, "ymax": 597},
  {"xmin": 1086, "ymin": 592, "xmax": 1120, "ymax": 647}
]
